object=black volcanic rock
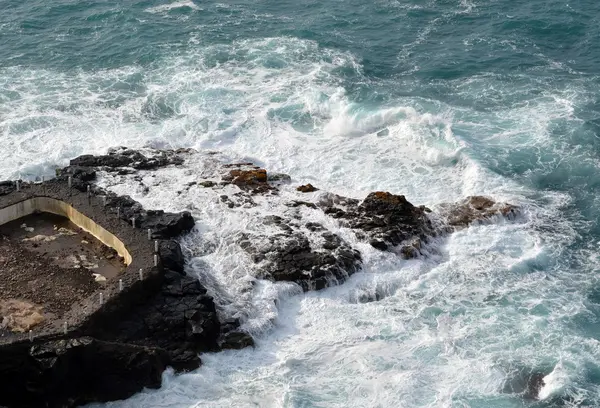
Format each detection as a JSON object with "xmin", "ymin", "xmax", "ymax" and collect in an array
[
  {"xmin": 320, "ymin": 191, "xmax": 435, "ymax": 257},
  {"xmin": 0, "ymin": 148, "xmax": 521, "ymax": 408},
  {"xmin": 83, "ymin": 270, "xmax": 221, "ymax": 372},
  {"xmin": 71, "ymin": 153, "xmax": 136, "ymax": 168},
  {"xmin": 240, "ymin": 223, "xmax": 362, "ymax": 291},
  {"xmin": 219, "ymin": 330, "xmax": 255, "ymax": 349},
  {"xmin": 69, "ymin": 148, "xmax": 184, "ymax": 171},
  {"xmin": 0, "ymin": 181, "xmax": 15, "ymax": 196},
  {"xmin": 159, "ymin": 240, "xmax": 186, "ymax": 273},
  {"xmin": 0, "ymin": 337, "xmax": 168, "ymax": 408},
  {"xmin": 141, "ymin": 211, "xmax": 196, "ymax": 239}
]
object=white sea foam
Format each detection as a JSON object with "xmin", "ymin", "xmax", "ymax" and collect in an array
[
  {"xmin": 145, "ymin": 1, "xmax": 200, "ymax": 14},
  {"xmin": 539, "ymin": 361, "xmax": 571, "ymax": 400}
]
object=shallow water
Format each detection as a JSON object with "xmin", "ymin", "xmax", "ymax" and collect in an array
[{"xmin": 2, "ymin": 0, "xmax": 600, "ymax": 406}]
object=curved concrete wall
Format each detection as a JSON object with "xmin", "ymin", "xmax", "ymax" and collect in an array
[{"xmin": 0, "ymin": 197, "xmax": 132, "ymax": 265}]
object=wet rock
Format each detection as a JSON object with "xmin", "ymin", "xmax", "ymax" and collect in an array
[
  {"xmin": 219, "ymin": 331, "xmax": 255, "ymax": 350},
  {"xmin": 321, "ymin": 191, "xmax": 435, "ymax": 257},
  {"xmin": 0, "ymin": 337, "xmax": 168, "ymax": 408},
  {"xmin": 199, "ymin": 180, "xmax": 216, "ymax": 188},
  {"xmin": 297, "ymin": 183, "xmax": 318, "ymax": 193},
  {"xmin": 140, "ymin": 211, "xmax": 195, "ymax": 239},
  {"xmin": 376, "ymin": 128, "xmax": 390, "ymax": 137},
  {"xmin": 84, "ymin": 269, "xmax": 221, "ymax": 373},
  {"xmin": 59, "ymin": 166, "xmax": 97, "ymax": 183},
  {"xmin": 305, "ymin": 222, "xmax": 325, "ymax": 232},
  {"xmin": 69, "ymin": 148, "xmax": 184, "ymax": 171},
  {"xmin": 525, "ymin": 372, "xmax": 546, "ymax": 400},
  {"xmin": 227, "ymin": 169, "xmax": 267, "ymax": 184},
  {"xmin": 369, "ymin": 239, "xmax": 388, "ymax": 251},
  {"xmin": 239, "ymin": 224, "xmax": 362, "ymax": 291},
  {"xmin": 318, "ymin": 192, "xmax": 359, "ymax": 208},
  {"xmin": 285, "ymin": 200, "xmax": 317, "ymax": 209},
  {"xmin": 268, "ymin": 173, "xmax": 291, "ymax": 183},
  {"xmin": 220, "ymin": 163, "xmax": 277, "ymax": 195},
  {"xmin": 71, "ymin": 153, "xmax": 135, "ymax": 169},
  {"xmin": 438, "ymin": 195, "xmax": 518, "ymax": 228},
  {"xmin": 502, "ymin": 367, "xmax": 548, "ymax": 401},
  {"xmin": 0, "ymin": 181, "xmax": 15, "ymax": 196}
]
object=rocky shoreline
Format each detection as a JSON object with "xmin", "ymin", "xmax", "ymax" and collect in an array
[
  {"xmin": 0, "ymin": 147, "xmax": 520, "ymax": 407},
  {"xmin": 0, "ymin": 150, "xmax": 253, "ymax": 408}
]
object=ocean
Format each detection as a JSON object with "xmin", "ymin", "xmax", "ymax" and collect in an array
[{"xmin": 2, "ymin": 0, "xmax": 600, "ymax": 406}]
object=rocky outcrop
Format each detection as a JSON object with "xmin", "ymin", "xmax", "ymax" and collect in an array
[
  {"xmin": 240, "ymin": 216, "xmax": 362, "ymax": 291},
  {"xmin": 63, "ymin": 151, "xmax": 255, "ymax": 361},
  {"xmin": 0, "ymin": 181, "xmax": 16, "ymax": 196},
  {"xmin": 0, "ymin": 148, "xmax": 521, "ymax": 407},
  {"xmin": 437, "ymin": 195, "xmax": 518, "ymax": 227},
  {"xmin": 69, "ymin": 146, "xmax": 185, "ymax": 171},
  {"xmin": 0, "ymin": 152, "xmax": 254, "ymax": 408},
  {"xmin": 318, "ymin": 191, "xmax": 436, "ymax": 257},
  {"xmin": 166, "ymin": 150, "xmax": 520, "ymax": 286},
  {"xmin": 221, "ymin": 163, "xmax": 276, "ymax": 194},
  {"xmin": 297, "ymin": 183, "xmax": 319, "ymax": 193},
  {"xmin": 83, "ymin": 269, "xmax": 222, "ymax": 372},
  {"xmin": 0, "ymin": 337, "xmax": 168, "ymax": 408}
]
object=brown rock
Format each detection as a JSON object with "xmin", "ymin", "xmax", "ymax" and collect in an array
[
  {"xmin": 228, "ymin": 169, "xmax": 268, "ymax": 185},
  {"xmin": 439, "ymin": 195, "xmax": 518, "ymax": 227},
  {"xmin": 297, "ymin": 184, "xmax": 319, "ymax": 193},
  {"xmin": 0, "ymin": 299, "xmax": 45, "ymax": 332}
]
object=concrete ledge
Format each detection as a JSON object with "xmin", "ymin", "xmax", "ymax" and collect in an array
[{"xmin": 0, "ymin": 197, "xmax": 132, "ymax": 265}]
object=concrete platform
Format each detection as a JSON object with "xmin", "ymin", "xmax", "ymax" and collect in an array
[
  {"xmin": 0, "ymin": 212, "xmax": 126, "ymax": 334},
  {"xmin": 0, "ymin": 180, "xmax": 159, "ymax": 344}
]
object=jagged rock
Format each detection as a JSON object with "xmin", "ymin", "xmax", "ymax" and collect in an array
[
  {"xmin": 227, "ymin": 169, "xmax": 267, "ymax": 184},
  {"xmin": 321, "ymin": 191, "xmax": 435, "ymax": 257},
  {"xmin": 286, "ymin": 200, "xmax": 317, "ymax": 209},
  {"xmin": 305, "ymin": 222, "xmax": 325, "ymax": 232},
  {"xmin": 502, "ymin": 367, "xmax": 548, "ymax": 401},
  {"xmin": 240, "ymin": 223, "xmax": 362, "ymax": 291},
  {"xmin": 71, "ymin": 153, "xmax": 136, "ymax": 168},
  {"xmin": 0, "ymin": 337, "xmax": 168, "ymax": 408},
  {"xmin": 159, "ymin": 240, "xmax": 185, "ymax": 273},
  {"xmin": 0, "ymin": 181, "xmax": 15, "ymax": 196},
  {"xmin": 297, "ymin": 183, "xmax": 318, "ymax": 193},
  {"xmin": 83, "ymin": 269, "xmax": 220, "ymax": 373},
  {"xmin": 219, "ymin": 331, "xmax": 255, "ymax": 350},
  {"xmin": 268, "ymin": 173, "xmax": 292, "ymax": 183},
  {"xmin": 60, "ymin": 165, "xmax": 97, "ymax": 182},
  {"xmin": 70, "ymin": 148, "xmax": 184, "ymax": 171},
  {"xmin": 140, "ymin": 211, "xmax": 195, "ymax": 239},
  {"xmin": 438, "ymin": 195, "xmax": 518, "ymax": 227},
  {"xmin": 220, "ymin": 163, "xmax": 277, "ymax": 195},
  {"xmin": 524, "ymin": 372, "xmax": 546, "ymax": 400}
]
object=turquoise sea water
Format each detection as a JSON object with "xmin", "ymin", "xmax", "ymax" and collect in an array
[{"xmin": 2, "ymin": 0, "xmax": 600, "ymax": 407}]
